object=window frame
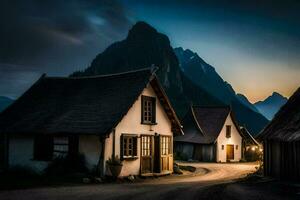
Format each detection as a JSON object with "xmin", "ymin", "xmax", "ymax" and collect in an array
[
  {"xmin": 53, "ymin": 136, "xmax": 69, "ymax": 158},
  {"xmin": 141, "ymin": 95, "xmax": 157, "ymax": 125},
  {"xmin": 226, "ymin": 125, "xmax": 232, "ymax": 138},
  {"xmin": 160, "ymin": 135, "xmax": 172, "ymax": 156},
  {"xmin": 120, "ymin": 134, "xmax": 138, "ymax": 160}
]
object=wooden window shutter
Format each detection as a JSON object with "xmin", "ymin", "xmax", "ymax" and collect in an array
[
  {"xmin": 133, "ymin": 136, "xmax": 137, "ymax": 156},
  {"xmin": 120, "ymin": 135, "xmax": 124, "ymax": 160},
  {"xmin": 141, "ymin": 96, "xmax": 145, "ymax": 123},
  {"xmin": 152, "ymin": 97, "xmax": 156, "ymax": 123}
]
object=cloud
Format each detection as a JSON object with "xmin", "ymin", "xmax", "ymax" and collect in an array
[{"xmin": 0, "ymin": 0, "xmax": 132, "ymax": 72}]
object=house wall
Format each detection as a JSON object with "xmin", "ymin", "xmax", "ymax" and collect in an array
[
  {"xmin": 104, "ymin": 84, "xmax": 173, "ymax": 177},
  {"xmin": 216, "ymin": 114, "xmax": 242, "ymax": 162},
  {"xmin": 264, "ymin": 140, "xmax": 300, "ymax": 181},
  {"xmin": 78, "ymin": 135, "xmax": 102, "ymax": 170},
  {"xmin": 8, "ymin": 134, "xmax": 48, "ymax": 173}
]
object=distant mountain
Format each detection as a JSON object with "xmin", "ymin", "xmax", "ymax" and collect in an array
[
  {"xmin": 254, "ymin": 92, "xmax": 288, "ymax": 120},
  {"xmin": 174, "ymin": 47, "xmax": 268, "ymax": 135},
  {"xmin": 236, "ymin": 93, "xmax": 260, "ymax": 113},
  {"xmin": 72, "ymin": 21, "xmax": 268, "ymax": 135},
  {"xmin": 0, "ymin": 96, "xmax": 14, "ymax": 112},
  {"xmin": 71, "ymin": 21, "xmax": 221, "ymax": 117}
]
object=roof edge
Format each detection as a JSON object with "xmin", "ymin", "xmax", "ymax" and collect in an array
[{"xmin": 45, "ymin": 67, "xmax": 153, "ymax": 80}]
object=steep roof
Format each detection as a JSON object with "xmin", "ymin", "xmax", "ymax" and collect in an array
[
  {"xmin": 259, "ymin": 87, "xmax": 300, "ymax": 142},
  {"xmin": 175, "ymin": 106, "xmax": 239, "ymax": 144},
  {"xmin": 0, "ymin": 68, "xmax": 182, "ymax": 136}
]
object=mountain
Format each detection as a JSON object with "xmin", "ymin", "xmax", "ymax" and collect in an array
[
  {"xmin": 71, "ymin": 21, "xmax": 222, "ymax": 116},
  {"xmin": 174, "ymin": 47, "xmax": 268, "ymax": 135},
  {"xmin": 0, "ymin": 96, "xmax": 14, "ymax": 112},
  {"xmin": 236, "ymin": 93, "xmax": 260, "ymax": 113},
  {"xmin": 72, "ymin": 21, "xmax": 268, "ymax": 135},
  {"xmin": 254, "ymin": 92, "xmax": 288, "ymax": 120}
]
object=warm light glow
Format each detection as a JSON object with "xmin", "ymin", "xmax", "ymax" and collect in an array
[{"xmin": 251, "ymin": 146, "xmax": 256, "ymax": 151}]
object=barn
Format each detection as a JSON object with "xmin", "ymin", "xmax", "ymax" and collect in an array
[{"xmin": 259, "ymin": 87, "xmax": 300, "ymax": 181}]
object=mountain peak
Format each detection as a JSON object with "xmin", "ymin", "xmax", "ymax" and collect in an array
[
  {"xmin": 127, "ymin": 21, "xmax": 159, "ymax": 40},
  {"xmin": 271, "ymin": 91, "xmax": 284, "ymax": 98},
  {"xmin": 254, "ymin": 91, "xmax": 288, "ymax": 120}
]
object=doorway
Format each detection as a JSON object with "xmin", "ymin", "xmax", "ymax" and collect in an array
[{"xmin": 226, "ymin": 144, "xmax": 234, "ymax": 161}]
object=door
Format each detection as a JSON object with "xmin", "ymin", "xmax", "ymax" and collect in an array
[
  {"xmin": 141, "ymin": 135, "xmax": 154, "ymax": 174},
  {"xmin": 160, "ymin": 135, "xmax": 172, "ymax": 172},
  {"xmin": 226, "ymin": 144, "xmax": 234, "ymax": 161}
]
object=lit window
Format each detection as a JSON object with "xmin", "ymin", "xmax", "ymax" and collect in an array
[
  {"xmin": 161, "ymin": 136, "xmax": 171, "ymax": 155},
  {"xmin": 141, "ymin": 135, "xmax": 152, "ymax": 156}
]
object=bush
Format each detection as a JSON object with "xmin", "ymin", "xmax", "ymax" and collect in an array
[
  {"xmin": 44, "ymin": 154, "xmax": 88, "ymax": 176},
  {"xmin": 106, "ymin": 155, "xmax": 122, "ymax": 166}
]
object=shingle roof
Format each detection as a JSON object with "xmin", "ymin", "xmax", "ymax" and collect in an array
[
  {"xmin": 175, "ymin": 106, "xmax": 235, "ymax": 144},
  {"xmin": 259, "ymin": 87, "xmax": 300, "ymax": 142},
  {"xmin": 0, "ymin": 68, "xmax": 182, "ymax": 136}
]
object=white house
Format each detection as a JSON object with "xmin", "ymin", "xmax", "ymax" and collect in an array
[
  {"xmin": 175, "ymin": 106, "xmax": 242, "ymax": 162},
  {"xmin": 0, "ymin": 68, "xmax": 182, "ymax": 177}
]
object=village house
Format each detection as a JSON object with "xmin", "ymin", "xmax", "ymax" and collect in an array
[
  {"xmin": 259, "ymin": 87, "xmax": 300, "ymax": 181},
  {"xmin": 0, "ymin": 68, "xmax": 182, "ymax": 177},
  {"xmin": 175, "ymin": 106, "xmax": 242, "ymax": 162}
]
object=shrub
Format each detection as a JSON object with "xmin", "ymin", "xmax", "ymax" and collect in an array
[
  {"xmin": 44, "ymin": 154, "xmax": 88, "ymax": 176},
  {"xmin": 106, "ymin": 155, "xmax": 122, "ymax": 166}
]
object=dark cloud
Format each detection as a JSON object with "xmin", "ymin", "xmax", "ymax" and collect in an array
[
  {"xmin": 0, "ymin": 0, "xmax": 132, "ymax": 97},
  {"xmin": 0, "ymin": 0, "xmax": 132, "ymax": 73}
]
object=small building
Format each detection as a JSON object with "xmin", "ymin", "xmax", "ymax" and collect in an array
[
  {"xmin": 239, "ymin": 126, "xmax": 261, "ymax": 161},
  {"xmin": 0, "ymin": 69, "xmax": 182, "ymax": 177},
  {"xmin": 175, "ymin": 106, "xmax": 242, "ymax": 162},
  {"xmin": 259, "ymin": 87, "xmax": 300, "ymax": 181}
]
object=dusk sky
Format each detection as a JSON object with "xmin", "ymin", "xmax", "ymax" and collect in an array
[{"xmin": 1, "ymin": 0, "xmax": 300, "ymax": 102}]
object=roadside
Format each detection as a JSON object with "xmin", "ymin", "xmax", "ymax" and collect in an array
[{"xmin": 0, "ymin": 162, "xmax": 258, "ymax": 200}]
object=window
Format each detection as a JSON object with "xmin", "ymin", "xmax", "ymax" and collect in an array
[
  {"xmin": 226, "ymin": 125, "xmax": 231, "ymax": 138},
  {"xmin": 53, "ymin": 137, "xmax": 69, "ymax": 158},
  {"xmin": 221, "ymin": 145, "xmax": 224, "ymax": 150},
  {"xmin": 160, "ymin": 136, "xmax": 171, "ymax": 155},
  {"xmin": 236, "ymin": 145, "xmax": 239, "ymax": 150},
  {"xmin": 34, "ymin": 135, "xmax": 53, "ymax": 161},
  {"xmin": 141, "ymin": 135, "xmax": 152, "ymax": 156},
  {"xmin": 141, "ymin": 96, "xmax": 156, "ymax": 124},
  {"xmin": 121, "ymin": 135, "xmax": 137, "ymax": 159}
]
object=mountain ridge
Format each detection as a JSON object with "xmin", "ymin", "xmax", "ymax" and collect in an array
[
  {"xmin": 0, "ymin": 96, "xmax": 14, "ymax": 112},
  {"xmin": 72, "ymin": 21, "xmax": 269, "ymax": 135},
  {"xmin": 254, "ymin": 92, "xmax": 288, "ymax": 120}
]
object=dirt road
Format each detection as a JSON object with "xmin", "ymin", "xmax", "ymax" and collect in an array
[{"xmin": 0, "ymin": 162, "xmax": 292, "ymax": 200}]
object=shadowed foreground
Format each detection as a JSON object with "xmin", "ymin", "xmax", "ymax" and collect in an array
[{"xmin": 0, "ymin": 162, "xmax": 297, "ymax": 200}]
